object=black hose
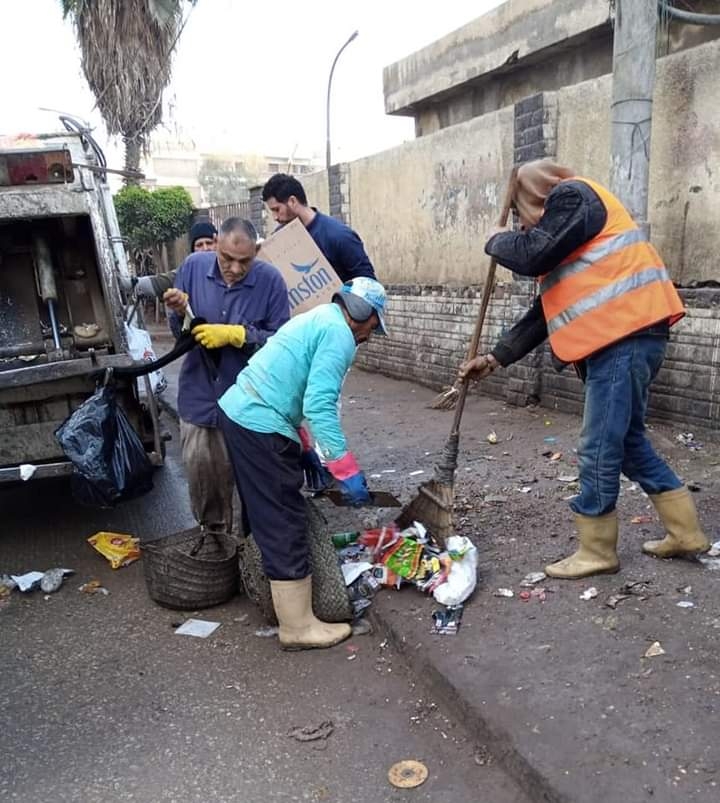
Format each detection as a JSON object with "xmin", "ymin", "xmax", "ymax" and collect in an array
[{"xmin": 659, "ymin": 1, "xmax": 720, "ymax": 25}]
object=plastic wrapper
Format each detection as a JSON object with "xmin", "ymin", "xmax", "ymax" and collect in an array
[
  {"xmin": 431, "ymin": 605, "xmax": 464, "ymax": 635},
  {"xmin": 55, "ymin": 384, "xmax": 154, "ymax": 507},
  {"xmin": 87, "ymin": 531, "xmax": 141, "ymax": 569},
  {"xmin": 383, "ymin": 537, "xmax": 424, "ymax": 579},
  {"xmin": 358, "ymin": 525, "xmax": 401, "ymax": 560},
  {"xmin": 432, "ymin": 536, "xmax": 478, "ymax": 606}
]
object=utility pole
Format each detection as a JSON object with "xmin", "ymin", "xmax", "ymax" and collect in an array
[{"xmin": 609, "ymin": 0, "xmax": 658, "ymax": 230}]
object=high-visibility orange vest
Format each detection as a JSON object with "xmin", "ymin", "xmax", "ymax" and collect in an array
[{"xmin": 538, "ymin": 177, "xmax": 685, "ymax": 363}]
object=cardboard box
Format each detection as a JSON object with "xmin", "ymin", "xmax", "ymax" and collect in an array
[{"xmin": 258, "ymin": 218, "xmax": 342, "ymax": 316}]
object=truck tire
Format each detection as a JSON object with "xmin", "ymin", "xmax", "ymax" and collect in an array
[{"xmin": 239, "ymin": 499, "xmax": 352, "ymax": 625}]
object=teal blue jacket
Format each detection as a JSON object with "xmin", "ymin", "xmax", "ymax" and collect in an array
[{"xmin": 218, "ymin": 303, "xmax": 356, "ymax": 461}]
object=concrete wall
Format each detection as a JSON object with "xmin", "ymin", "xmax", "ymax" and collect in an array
[
  {"xmin": 348, "ymin": 107, "xmax": 515, "ymax": 287},
  {"xmin": 554, "ymin": 38, "xmax": 720, "ymax": 284},
  {"xmin": 301, "ymin": 170, "xmax": 330, "ymax": 218}
]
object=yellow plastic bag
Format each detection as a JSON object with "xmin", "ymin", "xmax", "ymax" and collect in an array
[{"xmin": 87, "ymin": 531, "xmax": 141, "ymax": 569}]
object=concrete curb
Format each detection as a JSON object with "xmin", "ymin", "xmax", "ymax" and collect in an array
[{"xmin": 369, "ymin": 601, "xmax": 568, "ymax": 803}]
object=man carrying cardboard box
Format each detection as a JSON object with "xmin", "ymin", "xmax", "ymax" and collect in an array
[{"xmin": 262, "ymin": 173, "xmax": 376, "ymax": 282}]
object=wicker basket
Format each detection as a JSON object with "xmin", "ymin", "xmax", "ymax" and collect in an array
[{"xmin": 142, "ymin": 527, "xmax": 239, "ymax": 610}]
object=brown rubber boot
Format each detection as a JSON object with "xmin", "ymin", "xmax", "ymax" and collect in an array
[
  {"xmin": 270, "ymin": 576, "xmax": 351, "ymax": 651},
  {"xmin": 545, "ymin": 511, "xmax": 620, "ymax": 579},
  {"xmin": 642, "ymin": 486, "xmax": 710, "ymax": 558}
]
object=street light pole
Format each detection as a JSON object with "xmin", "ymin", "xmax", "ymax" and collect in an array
[{"xmin": 326, "ymin": 30, "xmax": 359, "ymax": 179}]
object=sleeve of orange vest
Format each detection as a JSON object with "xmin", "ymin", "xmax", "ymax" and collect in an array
[
  {"xmin": 485, "ymin": 181, "xmax": 607, "ymax": 277},
  {"xmin": 491, "ymin": 297, "xmax": 548, "ymax": 367}
]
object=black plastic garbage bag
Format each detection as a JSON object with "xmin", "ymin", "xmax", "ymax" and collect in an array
[{"xmin": 55, "ymin": 383, "xmax": 154, "ymax": 507}]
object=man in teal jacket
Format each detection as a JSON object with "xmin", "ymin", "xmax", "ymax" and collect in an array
[{"xmin": 218, "ymin": 277, "xmax": 388, "ymax": 651}]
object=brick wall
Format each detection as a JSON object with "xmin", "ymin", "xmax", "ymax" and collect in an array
[
  {"xmin": 328, "ymin": 163, "xmax": 351, "ymax": 223},
  {"xmin": 356, "ymin": 285, "xmax": 720, "ymax": 433},
  {"xmin": 248, "ymin": 185, "xmax": 266, "ymax": 239}
]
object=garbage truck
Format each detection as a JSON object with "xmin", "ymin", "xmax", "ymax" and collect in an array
[{"xmin": 0, "ymin": 119, "xmax": 164, "ymax": 483}]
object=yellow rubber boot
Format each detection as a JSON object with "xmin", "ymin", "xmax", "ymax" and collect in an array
[
  {"xmin": 270, "ymin": 576, "xmax": 351, "ymax": 651},
  {"xmin": 643, "ymin": 486, "xmax": 710, "ymax": 558},
  {"xmin": 545, "ymin": 511, "xmax": 620, "ymax": 579}
]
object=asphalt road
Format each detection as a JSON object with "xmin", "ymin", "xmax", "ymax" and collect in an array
[{"xmin": 0, "ymin": 419, "xmax": 528, "ymax": 803}]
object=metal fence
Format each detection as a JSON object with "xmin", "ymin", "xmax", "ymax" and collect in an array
[{"xmin": 202, "ymin": 201, "xmax": 251, "ymax": 228}]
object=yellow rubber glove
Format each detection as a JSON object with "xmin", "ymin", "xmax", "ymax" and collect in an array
[{"xmin": 192, "ymin": 323, "xmax": 246, "ymax": 349}]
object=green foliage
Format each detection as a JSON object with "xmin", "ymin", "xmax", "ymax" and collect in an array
[{"xmin": 114, "ymin": 185, "xmax": 193, "ymax": 249}]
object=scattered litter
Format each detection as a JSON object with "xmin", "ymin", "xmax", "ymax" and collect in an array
[
  {"xmin": 605, "ymin": 594, "xmax": 631, "ymax": 609},
  {"xmin": 79, "ymin": 579, "xmax": 109, "ymax": 596},
  {"xmin": 708, "ymin": 541, "xmax": 720, "ymax": 558},
  {"xmin": 287, "ymin": 720, "xmax": 334, "ymax": 743},
  {"xmin": 347, "ymin": 653, "xmax": 357, "ymax": 661},
  {"xmin": 433, "ymin": 537, "xmax": 477, "ymax": 606},
  {"xmin": 580, "ymin": 587, "xmax": 598, "ymax": 601},
  {"xmin": 174, "ymin": 618, "xmax": 220, "ymax": 638},
  {"xmin": 0, "ymin": 574, "xmax": 17, "ymax": 593},
  {"xmin": 677, "ymin": 585, "xmax": 692, "ymax": 594},
  {"xmin": 530, "ymin": 588, "xmax": 547, "ymax": 602},
  {"xmin": 381, "ymin": 469, "xmax": 396, "ymax": 474},
  {"xmin": 486, "ymin": 431, "xmax": 498, "ymax": 444},
  {"xmin": 10, "ymin": 571, "xmax": 44, "ymax": 592},
  {"xmin": 254, "ymin": 626, "xmax": 279, "ymax": 638},
  {"xmin": 698, "ymin": 555, "xmax": 720, "ymax": 570},
  {"xmin": 40, "ymin": 568, "xmax": 74, "ymax": 594},
  {"xmin": 520, "ymin": 571, "xmax": 546, "ymax": 587},
  {"xmin": 341, "ymin": 561, "xmax": 373, "ymax": 586},
  {"xmin": 557, "ymin": 474, "xmax": 579, "ymax": 483},
  {"xmin": 352, "ymin": 618, "xmax": 372, "ymax": 636},
  {"xmin": 370, "ymin": 473, "xmax": 382, "ymax": 479},
  {"xmin": 518, "ymin": 486, "xmax": 533, "ymax": 494},
  {"xmin": 332, "ymin": 531, "xmax": 360, "ymax": 548},
  {"xmin": 550, "ymin": 452, "xmax": 562, "ymax": 461},
  {"xmin": 687, "ymin": 481, "xmax": 702, "ymax": 492},
  {"xmin": 388, "ymin": 760, "xmax": 429, "ymax": 789},
  {"xmin": 644, "ymin": 641, "xmax": 665, "ymax": 658},
  {"xmin": 494, "ymin": 588, "xmax": 514, "ymax": 598},
  {"xmin": 676, "ymin": 601, "xmax": 695, "ymax": 609},
  {"xmin": 484, "ymin": 494, "xmax": 508, "ymax": 504},
  {"xmin": 409, "ymin": 470, "xmax": 424, "ymax": 477},
  {"xmin": 676, "ymin": 432, "xmax": 703, "ymax": 450},
  {"xmin": 543, "ymin": 436, "xmax": 557, "ymax": 443},
  {"xmin": 519, "ymin": 591, "xmax": 532, "ymax": 601},
  {"xmin": 631, "ymin": 515, "xmax": 653, "ymax": 524},
  {"xmin": 19, "ymin": 463, "xmax": 37, "ymax": 481},
  {"xmin": 431, "ymin": 605, "xmax": 463, "ymax": 635},
  {"xmin": 622, "ymin": 579, "xmax": 661, "ymax": 598},
  {"xmin": 544, "ymin": 420, "xmax": 552, "ymax": 427},
  {"xmin": 87, "ymin": 531, "xmax": 140, "ymax": 569}
]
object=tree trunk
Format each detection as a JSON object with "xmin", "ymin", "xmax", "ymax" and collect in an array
[{"xmin": 123, "ymin": 136, "xmax": 142, "ymax": 185}]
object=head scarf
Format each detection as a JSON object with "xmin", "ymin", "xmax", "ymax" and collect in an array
[{"xmin": 514, "ymin": 160, "xmax": 575, "ymax": 227}]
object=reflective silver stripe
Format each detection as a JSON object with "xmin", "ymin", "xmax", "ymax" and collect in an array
[
  {"xmin": 540, "ymin": 229, "xmax": 648, "ymax": 295},
  {"xmin": 546, "ymin": 267, "xmax": 672, "ymax": 334}
]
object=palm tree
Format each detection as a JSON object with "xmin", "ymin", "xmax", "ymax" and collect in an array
[{"xmin": 61, "ymin": 0, "xmax": 194, "ymax": 183}]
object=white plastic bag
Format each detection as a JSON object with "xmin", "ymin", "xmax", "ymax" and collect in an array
[
  {"xmin": 433, "ymin": 536, "xmax": 478, "ymax": 606},
  {"xmin": 124, "ymin": 323, "xmax": 167, "ymax": 397}
]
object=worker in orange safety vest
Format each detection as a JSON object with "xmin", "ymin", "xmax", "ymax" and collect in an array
[{"xmin": 459, "ymin": 159, "xmax": 709, "ymax": 579}]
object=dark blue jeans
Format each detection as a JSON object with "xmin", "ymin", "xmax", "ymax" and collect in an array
[{"xmin": 571, "ymin": 336, "xmax": 681, "ymax": 517}]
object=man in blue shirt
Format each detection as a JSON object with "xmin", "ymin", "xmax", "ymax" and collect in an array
[
  {"xmin": 262, "ymin": 173, "xmax": 376, "ymax": 282},
  {"xmin": 163, "ymin": 218, "xmax": 289, "ymax": 538},
  {"xmin": 218, "ymin": 277, "xmax": 387, "ymax": 651}
]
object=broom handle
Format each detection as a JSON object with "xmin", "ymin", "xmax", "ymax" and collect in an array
[{"xmin": 450, "ymin": 168, "xmax": 518, "ymax": 437}]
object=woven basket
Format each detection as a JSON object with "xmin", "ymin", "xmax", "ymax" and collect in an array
[
  {"xmin": 142, "ymin": 527, "xmax": 239, "ymax": 610},
  {"xmin": 239, "ymin": 499, "xmax": 352, "ymax": 625}
]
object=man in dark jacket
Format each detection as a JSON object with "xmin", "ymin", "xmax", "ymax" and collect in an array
[
  {"xmin": 262, "ymin": 173, "xmax": 376, "ymax": 282},
  {"xmin": 460, "ymin": 160, "xmax": 708, "ymax": 579}
]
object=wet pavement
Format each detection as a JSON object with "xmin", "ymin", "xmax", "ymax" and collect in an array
[{"xmin": 0, "ymin": 416, "xmax": 527, "ymax": 803}]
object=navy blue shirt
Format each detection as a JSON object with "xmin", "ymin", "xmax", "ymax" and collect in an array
[
  {"xmin": 304, "ymin": 210, "xmax": 376, "ymax": 282},
  {"xmin": 171, "ymin": 252, "xmax": 290, "ymax": 427}
]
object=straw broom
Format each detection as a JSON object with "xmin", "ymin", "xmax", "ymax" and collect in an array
[
  {"xmin": 399, "ymin": 170, "xmax": 517, "ymax": 547},
  {"xmin": 429, "ymin": 170, "xmax": 518, "ymax": 410}
]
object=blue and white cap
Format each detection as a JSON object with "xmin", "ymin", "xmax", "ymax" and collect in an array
[{"xmin": 336, "ymin": 277, "xmax": 388, "ymax": 336}]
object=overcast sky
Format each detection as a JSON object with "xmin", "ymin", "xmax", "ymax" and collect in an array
[{"xmin": 1, "ymin": 0, "xmax": 503, "ymax": 166}]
